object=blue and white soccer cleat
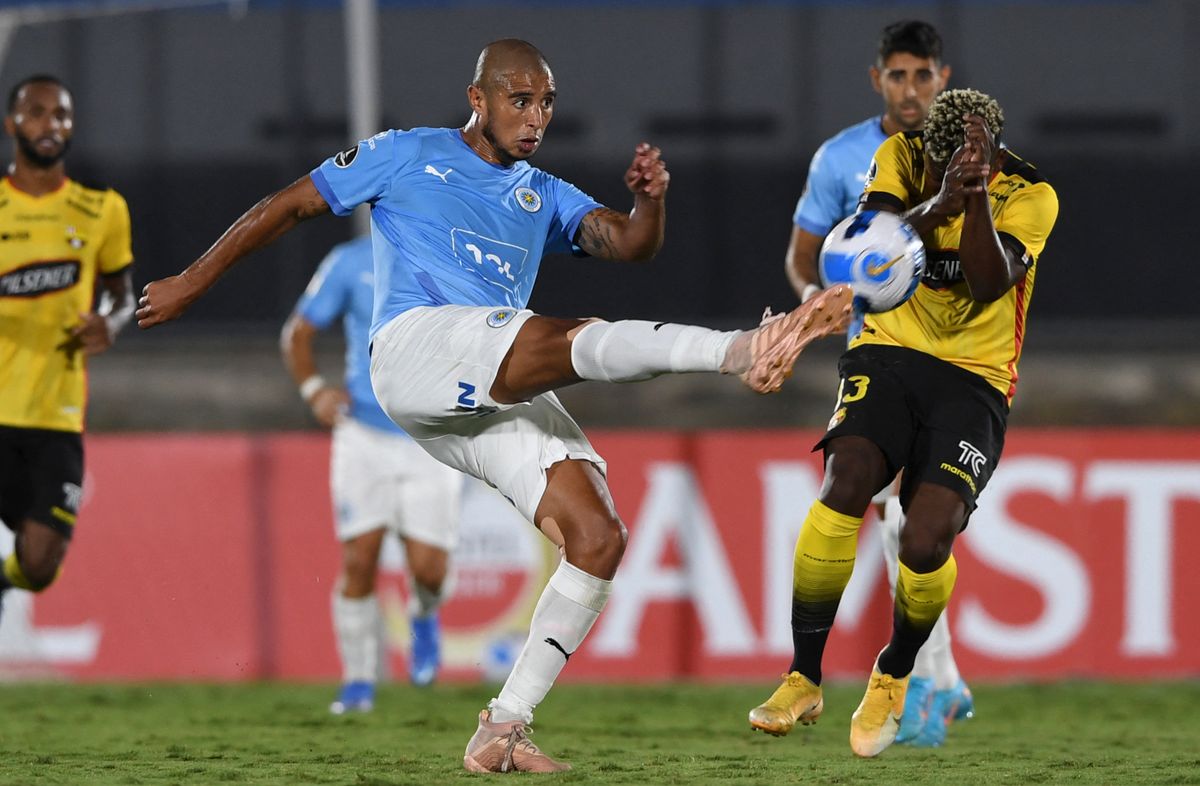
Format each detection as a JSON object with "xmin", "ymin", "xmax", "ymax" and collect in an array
[
  {"xmin": 409, "ymin": 613, "xmax": 441, "ymax": 687},
  {"xmin": 894, "ymin": 675, "xmax": 934, "ymax": 744},
  {"xmin": 330, "ymin": 680, "xmax": 375, "ymax": 715},
  {"xmin": 909, "ymin": 679, "xmax": 974, "ymax": 748}
]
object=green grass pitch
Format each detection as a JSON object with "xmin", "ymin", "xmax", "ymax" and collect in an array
[{"xmin": 1, "ymin": 681, "xmax": 1197, "ymax": 784}]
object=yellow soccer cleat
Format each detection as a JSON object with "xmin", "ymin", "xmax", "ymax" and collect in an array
[
  {"xmin": 748, "ymin": 672, "xmax": 824, "ymax": 736},
  {"xmin": 849, "ymin": 666, "xmax": 910, "ymax": 757}
]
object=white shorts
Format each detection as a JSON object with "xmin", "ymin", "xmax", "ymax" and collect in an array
[
  {"xmin": 369, "ymin": 305, "xmax": 606, "ymax": 523},
  {"xmin": 331, "ymin": 417, "xmax": 463, "ymax": 549}
]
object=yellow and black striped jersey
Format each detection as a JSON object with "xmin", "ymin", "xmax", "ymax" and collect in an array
[
  {"xmin": 0, "ymin": 176, "xmax": 133, "ymax": 432},
  {"xmin": 853, "ymin": 132, "xmax": 1059, "ymax": 402}
]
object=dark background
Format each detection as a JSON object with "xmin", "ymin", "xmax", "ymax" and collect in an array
[{"xmin": 1, "ymin": 0, "xmax": 1195, "ymax": 428}]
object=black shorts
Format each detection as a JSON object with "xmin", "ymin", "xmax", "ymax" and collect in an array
[
  {"xmin": 0, "ymin": 425, "xmax": 84, "ymax": 539},
  {"xmin": 815, "ymin": 344, "xmax": 1008, "ymax": 512}
]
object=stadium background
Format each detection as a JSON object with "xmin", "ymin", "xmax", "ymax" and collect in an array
[{"xmin": 0, "ymin": 0, "xmax": 1197, "ymax": 687}]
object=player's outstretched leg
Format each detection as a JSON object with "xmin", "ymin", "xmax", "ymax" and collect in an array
[
  {"xmin": 748, "ymin": 672, "xmax": 824, "ymax": 736},
  {"xmin": 463, "ymin": 709, "xmax": 571, "ymax": 773},
  {"xmin": 723, "ymin": 285, "xmax": 854, "ymax": 393}
]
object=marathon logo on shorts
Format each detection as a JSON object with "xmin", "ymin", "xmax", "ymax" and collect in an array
[
  {"xmin": 486, "ymin": 309, "xmax": 515, "ymax": 328},
  {"xmin": 0, "ymin": 259, "xmax": 81, "ymax": 297}
]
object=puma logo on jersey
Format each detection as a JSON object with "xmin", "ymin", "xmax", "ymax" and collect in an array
[{"xmin": 424, "ymin": 165, "xmax": 453, "ymax": 183}]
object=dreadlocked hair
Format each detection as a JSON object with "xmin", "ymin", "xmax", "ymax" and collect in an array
[{"xmin": 923, "ymin": 88, "xmax": 1004, "ymax": 164}]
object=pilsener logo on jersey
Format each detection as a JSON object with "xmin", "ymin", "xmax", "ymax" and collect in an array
[{"xmin": 0, "ymin": 260, "xmax": 81, "ymax": 297}]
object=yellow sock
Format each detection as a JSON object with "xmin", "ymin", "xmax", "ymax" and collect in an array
[
  {"xmin": 3, "ymin": 552, "xmax": 34, "ymax": 591},
  {"xmin": 789, "ymin": 501, "xmax": 864, "ymax": 681},
  {"xmin": 896, "ymin": 555, "xmax": 958, "ymax": 632}
]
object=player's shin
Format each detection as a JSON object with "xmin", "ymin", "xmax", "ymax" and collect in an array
[
  {"xmin": 488, "ymin": 560, "xmax": 611, "ymax": 724},
  {"xmin": 331, "ymin": 592, "xmax": 381, "ymax": 683},
  {"xmin": 569, "ymin": 320, "xmax": 737, "ymax": 383},
  {"xmin": 789, "ymin": 501, "xmax": 863, "ymax": 683},
  {"xmin": 878, "ymin": 556, "xmax": 958, "ymax": 679}
]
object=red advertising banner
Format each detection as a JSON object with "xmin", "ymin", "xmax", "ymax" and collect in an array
[{"xmin": 1, "ymin": 429, "xmax": 1197, "ymax": 682}]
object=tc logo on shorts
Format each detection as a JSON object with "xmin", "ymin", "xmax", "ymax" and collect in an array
[
  {"xmin": 486, "ymin": 309, "xmax": 515, "ymax": 328},
  {"xmin": 957, "ymin": 440, "xmax": 986, "ymax": 477},
  {"xmin": 514, "ymin": 187, "xmax": 542, "ymax": 213},
  {"xmin": 62, "ymin": 482, "xmax": 83, "ymax": 513},
  {"xmin": 827, "ymin": 406, "xmax": 846, "ymax": 431}
]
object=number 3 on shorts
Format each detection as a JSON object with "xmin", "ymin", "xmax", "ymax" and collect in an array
[{"xmin": 840, "ymin": 374, "xmax": 870, "ymax": 403}]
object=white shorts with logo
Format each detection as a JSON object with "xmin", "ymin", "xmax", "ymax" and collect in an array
[
  {"xmin": 331, "ymin": 416, "xmax": 463, "ymax": 549},
  {"xmin": 369, "ymin": 305, "xmax": 606, "ymax": 524}
]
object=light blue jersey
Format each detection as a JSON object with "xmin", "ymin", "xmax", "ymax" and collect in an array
[
  {"xmin": 296, "ymin": 235, "xmax": 403, "ymax": 435},
  {"xmin": 792, "ymin": 116, "xmax": 888, "ymax": 238},
  {"xmin": 310, "ymin": 127, "xmax": 603, "ymax": 339},
  {"xmin": 794, "ymin": 116, "xmax": 889, "ymax": 339}
]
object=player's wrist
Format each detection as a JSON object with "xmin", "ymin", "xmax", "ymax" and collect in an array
[{"xmin": 298, "ymin": 374, "xmax": 327, "ymax": 403}]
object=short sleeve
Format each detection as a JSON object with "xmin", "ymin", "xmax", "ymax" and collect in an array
[
  {"xmin": 310, "ymin": 130, "xmax": 413, "ymax": 216},
  {"xmin": 97, "ymin": 190, "xmax": 133, "ymax": 275},
  {"xmin": 995, "ymin": 183, "xmax": 1059, "ymax": 263},
  {"xmin": 792, "ymin": 142, "xmax": 847, "ymax": 237},
  {"xmin": 295, "ymin": 245, "xmax": 351, "ymax": 329},
  {"xmin": 861, "ymin": 135, "xmax": 915, "ymax": 211},
  {"xmin": 544, "ymin": 176, "xmax": 603, "ymax": 256}
]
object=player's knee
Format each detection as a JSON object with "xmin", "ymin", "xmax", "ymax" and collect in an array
[
  {"xmin": 822, "ymin": 442, "xmax": 888, "ymax": 515},
  {"xmin": 897, "ymin": 521, "xmax": 954, "ymax": 574},
  {"xmin": 13, "ymin": 554, "xmax": 62, "ymax": 592},
  {"xmin": 566, "ymin": 512, "xmax": 627, "ymax": 570},
  {"xmin": 408, "ymin": 562, "xmax": 446, "ymax": 594}
]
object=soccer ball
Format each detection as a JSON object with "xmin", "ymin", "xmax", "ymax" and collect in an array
[{"xmin": 818, "ymin": 210, "xmax": 925, "ymax": 313}]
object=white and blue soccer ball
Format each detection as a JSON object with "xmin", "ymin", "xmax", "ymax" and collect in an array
[{"xmin": 818, "ymin": 210, "xmax": 925, "ymax": 313}]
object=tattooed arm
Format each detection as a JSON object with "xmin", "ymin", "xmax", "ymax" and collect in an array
[{"xmin": 574, "ymin": 143, "xmax": 669, "ymax": 262}]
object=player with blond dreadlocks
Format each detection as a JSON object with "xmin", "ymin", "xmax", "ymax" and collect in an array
[{"xmin": 749, "ymin": 88, "xmax": 1058, "ymax": 757}]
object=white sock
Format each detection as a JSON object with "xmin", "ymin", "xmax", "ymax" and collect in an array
[
  {"xmin": 570, "ymin": 320, "xmax": 739, "ymax": 383},
  {"xmin": 332, "ymin": 592, "xmax": 380, "ymax": 684},
  {"xmin": 915, "ymin": 613, "xmax": 962, "ymax": 690},
  {"xmin": 488, "ymin": 561, "xmax": 611, "ymax": 724},
  {"xmin": 408, "ymin": 571, "xmax": 453, "ymax": 619}
]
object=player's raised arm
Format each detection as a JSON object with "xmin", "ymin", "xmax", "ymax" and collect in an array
[
  {"xmin": 573, "ymin": 143, "xmax": 669, "ymax": 262},
  {"xmin": 136, "ymin": 175, "xmax": 330, "ymax": 328}
]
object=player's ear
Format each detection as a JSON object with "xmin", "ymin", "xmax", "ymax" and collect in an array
[
  {"xmin": 938, "ymin": 64, "xmax": 952, "ymax": 89},
  {"xmin": 3, "ymin": 114, "xmax": 14, "ymax": 137},
  {"xmin": 869, "ymin": 65, "xmax": 883, "ymax": 95},
  {"xmin": 467, "ymin": 83, "xmax": 485, "ymax": 116}
]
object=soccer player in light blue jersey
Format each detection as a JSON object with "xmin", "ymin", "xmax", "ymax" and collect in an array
[
  {"xmin": 281, "ymin": 235, "xmax": 465, "ymax": 712},
  {"xmin": 760, "ymin": 21, "xmax": 973, "ymax": 748},
  {"xmin": 138, "ymin": 39, "xmax": 852, "ymax": 773}
]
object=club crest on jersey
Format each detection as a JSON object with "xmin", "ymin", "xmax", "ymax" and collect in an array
[
  {"xmin": 515, "ymin": 187, "xmax": 542, "ymax": 213},
  {"xmin": 333, "ymin": 144, "xmax": 359, "ymax": 168},
  {"xmin": 486, "ymin": 309, "xmax": 516, "ymax": 328}
]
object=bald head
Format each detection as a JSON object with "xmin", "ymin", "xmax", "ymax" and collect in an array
[{"xmin": 472, "ymin": 39, "xmax": 552, "ymax": 89}]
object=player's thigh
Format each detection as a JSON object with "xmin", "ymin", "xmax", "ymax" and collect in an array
[
  {"xmin": 23, "ymin": 427, "xmax": 83, "ymax": 541},
  {"xmin": 0, "ymin": 426, "xmax": 33, "ymax": 529},
  {"xmin": 369, "ymin": 305, "xmax": 537, "ymax": 431},
  {"xmin": 815, "ymin": 346, "xmax": 915, "ymax": 509},
  {"xmin": 392, "ymin": 438, "xmax": 463, "ymax": 553},
  {"xmin": 901, "ymin": 366, "xmax": 1008, "ymax": 527},
  {"xmin": 330, "ymin": 419, "xmax": 402, "ymax": 542},
  {"xmin": 412, "ymin": 392, "xmax": 607, "ymax": 529}
]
